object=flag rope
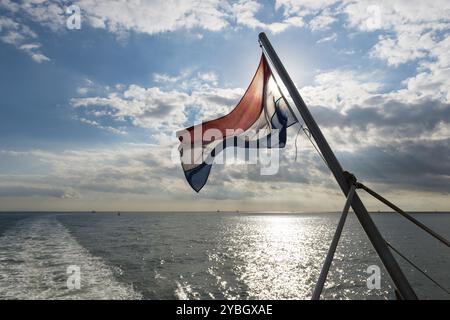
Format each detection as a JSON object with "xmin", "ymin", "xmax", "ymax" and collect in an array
[{"xmin": 264, "ymin": 51, "xmax": 330, "ymax": 168}]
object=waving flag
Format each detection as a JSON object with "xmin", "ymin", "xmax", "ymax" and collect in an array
[{"xmin": 177, "ymin": 55, "xmax": 297, "ymax": 192}]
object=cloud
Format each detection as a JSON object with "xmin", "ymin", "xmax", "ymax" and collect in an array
[
  {"xmin": 316, "ymin": 32, "xmax": 337, "ymax": 44},
  {"xmin": 288, "ymin": 60, "xmax": 450, "ymax": 195},
  {"xmin": 0, "ymin": 144, "xmax": 265, "ymax": 202},
  {"xmin": 339, "ymin": 139, "xmax": 450, "ymax": 194},
  {"xmin": 0, "ymin": 16, "xmax": 50, "ymax": 63},
  {"xmin": 19, "ymin": 43, "xmax": 50, "ymax": 62},
  {"xmin": 342, "ymin": 1, "xmax": 450, "ymax": 33},
  {"xmin": 309, "ymin": 11, "xmax": 337, "ymax": 31},
  {"xmin": 340, "ymin": 0, "xmax": 450, "ymax": 105},
  {"xmin": 0, "ymin": 137, "xmax": 329, "ymax": 209},
  {"xmin": 0, "ymin": 0, "xmax": 20, "ymax": 13},
  {"xmin": 300, "ymin": 69, "xmax": 384, "ymax": 112},
  {"xmin": 274, "ymin": 0, "xmax": 340, "ymax": 16},
  {"xmin": 70, "ymin": 71, "xmax": 244, "ymax": 139},
  {"xmin": 311, "ymin": 99, "xmax": 450, "ymax": 146},
  {"xmin": 76, "ymin": 117, "xmax": 127, "ymax": 135},
  {"xmin": 2, "ymin": 0, "xmax": 231, "ymax": 36},
  {"xmin": 0, "ymin": 186, "xmax": 77, "ymax": 198},
  {"xmin": 11, "ymin": 0, "xmax": 66, "ymax": 32},
  {"xmin": 78, "ymin": 0, "xmax": 231, "ymax": 34},
  {"xmin": 71, "ymin": 85, "xmax": 189, "ymax": 135},
  {"xmin": 270, "ymin": 0, "xmax": 450, "ymax": 77},
  {"xmin": 297, "ymin": 64, "xmax": 450, "ymax": 144},
  {"xmin": 76, "ymin": 0, "xmax": 306, "ymax": 35},
  {"xmin": 1, "ymin": 0, "xmax": 309, "ymax": 40},
  {"xmin": 197, "ymin": 71, "xmax": 218, "ymax": 85},
  {"xmin": 370, "ymin": 31, "xmax": 436, "ymax": 67},
  {"xmin": 1, "ymin": 0, "xmax": 450, "ymax": 211},
  {"xmin": 76, "ymin": 87, "xmax": 90, "ymax": 95},
  {"xmin": 2, "ymin": 0, "xmax": 449, "ymax": 64},
  {"xmin": 231, "ymin": 0, "xmax": 304, "ymax": 34}
]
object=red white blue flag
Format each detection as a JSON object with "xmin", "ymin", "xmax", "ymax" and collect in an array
[{"xmin": 177, "ymin": 55, "xmax": 297, "ymax": 192}]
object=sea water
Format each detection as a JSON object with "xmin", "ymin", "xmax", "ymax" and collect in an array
[{"xmin": 0, "ymin": 212, "xmax": 449, "ymax": 300}]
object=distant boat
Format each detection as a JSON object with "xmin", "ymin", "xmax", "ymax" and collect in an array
[
  {"xmin": 91, "ymin": 210, "xmax": 96, "ymax": 213},
  {"xmin": 117, "ymin": 211, "xmax": 121, "ymax": 216}
]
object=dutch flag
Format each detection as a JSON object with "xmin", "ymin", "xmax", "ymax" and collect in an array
[{"xmin": 177, "ymin": 55, "xmax": 297, "ymax": 192}]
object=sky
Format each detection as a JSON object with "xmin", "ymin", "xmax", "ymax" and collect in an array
[{"xmin": 0, "ymin": 0, "xmax": 449, "ymax": 212}]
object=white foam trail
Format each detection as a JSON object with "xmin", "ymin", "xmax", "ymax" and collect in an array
[
  {"xmin": 0, "ymin": 216, "xmax": 142, "ymax": 300},
  {"xmin": 174, "ymin": 280, "xmax": 201, "ymax": 300}
]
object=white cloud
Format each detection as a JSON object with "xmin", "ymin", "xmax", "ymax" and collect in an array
[
  {"xmin": 19, "ymin": 43, "xmax": 51, "ymax": 63},
  {"xmin": 72, "ymin": 85, "xmax": 189, "ymax": 134},
  {"xmin": 1, "ymin": 0, "xmax": 309, "ymax": 39},
  {"xmin": 309, "ymin": 11, "xmax": 336, "ymax": 31},
  {"xmin": 77, "ymin": 87, "xmax": 90, "ymax": 95},
  {"xmin": 2, "ymin": 0, "xmax": 448, "ymax": 63},
  {"xmin": 370, "ymin": 31, "xmax": 436, "ymax": 67},
  {"xmin": 153, "ymin": 73, "xmax": 183, "ymax": 84},
  {"xmin": 231, "ymin": 0, "xmax": 304, "ymax": 34},
  {"xmin": 17, "ymin": 0, "xmax": 66, "ymax": 32},
  {"xmin": 385, "ymin": 35, "xmax": 450, "ymax": 104},
  {"xmin": 70, "ymin": 70, "xmax": 244, "ymax": 141},
  {"xmin": 77, "ymin": 117, "xmax": 127, "ymax": 135},
  {"xmin": 275, "ymin": 0, "xmax": 340, "ymax": 16},
  {"xmin": 343, "ymin": 1, "xmax": 450, "ymax": 32},
  {"xmin": 197, "ymin": 71, "xmax": 218, "ymax": 85},
  {"xmin": 341, "ymin": 0, "xmax": 450, "ymax": 69},
  {"xmin": 0, "ymin": 0, "xmax": 19, "ymax": 12},
  {"xmin": 74, "ymin": 0, "xmax": 306, "ymax": 35},
  {"xmin": 271, "ymin": 0, "xmax": 450, "ymax": 71},
  {"xmin": 316, "ymin": 32, "xmax": 337, "ymax": 44},
  {"xmin": 78, "ymin": 0, "xmax": 230, "ymax": 34},
  {"xmin": 0, "ymin": 16, "xmax": 50, "ymax": 63},
  {"xmin": 272, "ymin": 0, "xmax": 450, "ymax": 111},
  {"xmin": 301, "ymin": 69, "xmax": 384, "ymax": 111},
  {"xmin": 29, "ymin": 52, "xmax": 51, "ymax": 63}
]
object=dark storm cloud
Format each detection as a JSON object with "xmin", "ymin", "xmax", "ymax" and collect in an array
[
  {"xmin": 311, "ymin": 98, "xmax": 450, "ymax": 135},
  {"xmin": 275, "ymin": 97, "xmax": 450, "ymax": 193},
  {"xmin": 338, "ymin": 139, "xmax": 450, "ymax": 193}
]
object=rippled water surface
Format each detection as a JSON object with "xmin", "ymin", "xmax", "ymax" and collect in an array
[{"xmin": 0, "ymin": 212, "xmax": 449, "ymax": 299}]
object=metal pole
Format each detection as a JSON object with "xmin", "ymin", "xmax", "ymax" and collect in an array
[
  {"xmin": 258, "ymin": 32, "xmax": 418, "ymax": 300},
  {"xmin": 312, "ymin": 184, "xmax": 356, "ymax": 300}
]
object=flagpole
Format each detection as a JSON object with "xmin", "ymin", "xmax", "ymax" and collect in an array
[{"xmin": 258, "ymin": 32, "xmax": 418, "ymax": 300}]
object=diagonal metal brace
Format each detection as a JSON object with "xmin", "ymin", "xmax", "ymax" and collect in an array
[
  {"xmin": 311, "ymin": 183, "xmax": 357, "ymax": 300},
  {"xmin": 356, "ymin": 182, "xmax": 450, "ymax": 248}
]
